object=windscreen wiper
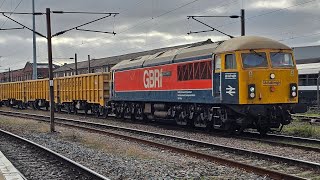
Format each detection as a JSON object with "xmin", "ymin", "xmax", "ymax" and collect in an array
[
  {"xmin": 271, "ymin": 50, "xmax": 283, "ymax": 57},
  {"xmin": 250, "ymin": 49, "xmax": 266, "ymax": 60}
]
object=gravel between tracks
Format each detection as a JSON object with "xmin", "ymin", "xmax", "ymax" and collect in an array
[
  {"xmin": 0, "ymin": 115, "xmax": 267, "ymax": 179},
  {"xmin": 9, "ymin": 107, "xmax": 320, "ymax": 164}
]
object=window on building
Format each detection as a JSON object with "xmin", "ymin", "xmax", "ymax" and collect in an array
[
  {"xmin": 298, "ymin": 75, "xmax": 307, "ymax": 86},
  {"xmin": 307, "ymin": 74, "xmax": 318, "ymax": 86},
  {"xmin": 225, "ymin": 54, "xmax": 237, "ymax": 69}
]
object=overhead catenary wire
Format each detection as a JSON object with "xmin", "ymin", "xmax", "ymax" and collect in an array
[
  {"xmin": 278, "ymin": 31, "xmax": 320, "ymax": 42},
  {"xmin": 211, "ymin": 0, "xmax": 318, "ymax": 32},
  {"xmin": 0, "ymin": 0, "xmax": 7, "ymax": 10},
  {"xmin": 66, "ymin": 0, "xmax": 235, "ymax": 58},
  {"xmin": 0, "ymin": 0, "xmax": 23, "ymax": 29},
  {"xmin": 68, "ymin": 0, "xmax": 203, "ymax": 51}
]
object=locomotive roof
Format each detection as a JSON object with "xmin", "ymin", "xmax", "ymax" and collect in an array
[
  {"xmin": 112, "ymin": 42, "xmax": 222, "ymax": 71},
  {"xmin": 214, "ymin": 36, "xmax": 291, "ymax": 53},
  {"xmin": 112, "ymin": 36, "xmax": 291, "ymax": 71}
]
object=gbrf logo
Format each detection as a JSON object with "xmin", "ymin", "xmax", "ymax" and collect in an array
[{"xmin": 143, "ymin": 69, "xmax": 162, "ymax": 88}]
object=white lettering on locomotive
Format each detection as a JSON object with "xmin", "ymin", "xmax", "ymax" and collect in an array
[{"xmin": 143, "ymin": 69, "xmax": 162, "ymax": 88}]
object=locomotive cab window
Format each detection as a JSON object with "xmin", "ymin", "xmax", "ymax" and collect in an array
[
  {"xmin": 225, "ymin": 54, "xmax": 237, "ymax": 70},
  {"xmin": 241, "ymin": 51, "xmax": 268, "ymax": 68},
  {"xmin": 270, "ymin": 52, "xmax": 294, "ymax": 68},
  {"xmin": 214, "ymin": 55, "xmax": 221, "ymax": 71}
]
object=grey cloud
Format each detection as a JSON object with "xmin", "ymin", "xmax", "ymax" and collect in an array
[{"xmin": 0, "ymin": 0, "xmax": 319, "ymax": 71}]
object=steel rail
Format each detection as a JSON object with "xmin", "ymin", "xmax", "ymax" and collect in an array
[
  {"xmin": 0, "ymin": 110, "xmax": 317, "ymax": 179},
  {"xmin": 238, "ymin": 136, "xmax": 320, "ymax": 152},
  {"xmin": 1, "ymin": 110, "xmax": 320, "ymax": 151},
  {"xmin": 246, "ymin": 131, "xmax": 320, "ymax": 144},
  {"xmin": 1, "ymin": 110, "xmax": 320, "ymax": 167},
  {"xmin": 0, "ymin": 128, "xmax": 110, "ymax": 180}
]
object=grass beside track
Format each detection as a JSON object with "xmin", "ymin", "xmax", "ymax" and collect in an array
[{"xmin": 282, "ymin": 118, "xmax": 320, "ymax": 139}]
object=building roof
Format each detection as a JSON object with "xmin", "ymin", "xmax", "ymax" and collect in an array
[
  {"xmin": 214, "ymin": 36, "xmax": 291, "ymax": 54},
  {"xmin": 293, "ymin": 45, "xmax": 320, "ymax": 60},
  {"xmin": 297, "ymin": 62, "xmax": 320, "ymax": 74},
  {"xmin": 53, "ymin": 39, "xmax": 214, "ymax": 72},
  {"xmin": 296, "ymin": 57, "xmax": 320, "ymax": 64},
  {"xmin": 25, "ymin": 62, "xmax": 60, "ymax": 69}
]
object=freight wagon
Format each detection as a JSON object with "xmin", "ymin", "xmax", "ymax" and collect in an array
[{"xmin": 54, "ymin": 72, "xmax": 110, "ymax": 116}]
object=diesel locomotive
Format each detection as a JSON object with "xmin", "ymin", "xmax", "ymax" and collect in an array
[
  {"xmin": 111, "ymin": 36, "xmax": 298, "ymax": 134},
  {"xmin": 0, "ymin": 36, "xmax": 299, "ymax": 134}
]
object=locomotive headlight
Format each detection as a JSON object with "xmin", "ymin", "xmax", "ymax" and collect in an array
[
  {"xmin": 249, "ymin": 87, "xmax": 255, "ymax": 92},
  {"xmin": 248, "ymin": 84, "xmax": 256, "ymax": 99},
  {"xmin": 290, "ymin": 83, "xmax": 297, "ymax": 98},
  {"xmin": 270, "ymin": 73, "xmax": 275, "ymax": 79}
]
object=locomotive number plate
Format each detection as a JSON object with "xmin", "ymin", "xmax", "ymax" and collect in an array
[{"xmin": 262, "ymin": 80, "xmax": 281, "ymax": 86}]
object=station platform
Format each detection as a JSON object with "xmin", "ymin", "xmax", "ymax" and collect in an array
[{"xmin": 0, "ymin": 151, "xmax": 25, "ymax": 180}]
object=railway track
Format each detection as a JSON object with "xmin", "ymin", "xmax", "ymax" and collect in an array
[
  {"xmin": 1, "ymin": 108, "xmax": 319, "ymax": 152},
  {"xmin": 239, "ymin": 132, "xmax": 320, "ymax": 153},
  {"xmin": 291, "ymin": 114, "xmax": 320, "ymax": 124},
  {"xmin": 0, "ymin": 110, "xmax": 319, "ymax": 179},
  {"xmin": 0, "ymin": 128, "xmax": 109, "ymax": 180}
]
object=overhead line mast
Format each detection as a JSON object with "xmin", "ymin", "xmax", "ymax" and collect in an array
[
  {"xmin": 32, "ymin": 0, "xmax": 37, "ymax": 80},
  {"xmin": 0, "ymin": 9, "xmax": 119, "ymax": 132}
]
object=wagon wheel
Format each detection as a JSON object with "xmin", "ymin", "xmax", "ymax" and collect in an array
[
  {"xmin": 57, "ymin": 105, "xmax": 61, "ymax": 113},
  {"xmin": 94, "ymin": 107, "xmax": 100, "ymax": 117},
  {"xmin": 84, "ymin": 107, "xmax": 88, "ymax": 116},
  {"xmin": 31, "ymin": 102, "xmax": 36, "ymax": 110},
  {"xmin": 67, "ymin": 105, "xmax": 72, "ymax": 114},
  {"xmin": 102, "ymin": 108, "xmax": 108, "ymax": 118},
  {"xmin": 74, "ymin": 107, "xmax": 78, "ymax": 115},
  {"xmin": 35, "ymin": 102, "xmax": 40, "ymax": 110}
]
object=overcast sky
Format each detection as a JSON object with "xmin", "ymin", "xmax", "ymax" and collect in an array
[{"xmin": 0, "ymin": 0, "xmax": 319, "ymax": 71}]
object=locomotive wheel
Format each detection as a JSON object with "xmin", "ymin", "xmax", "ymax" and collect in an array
[
  {"xmin": 175, "ymin": 111, "xmax": 188, "ymax": 126},
  {"xmin": 133, "ymin": 106, "xmax": 144, "ymax": 121},
  {"xmin": 258, "ymin": 128, "xmax": 268, "ymax": 135},
  {"xmin": 193, "ymin": 113, "xmax": 208, "ymax": 128},
  {"xmin": 223, "ymin": 122, "xmax": 235, "ymax": 135}
]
